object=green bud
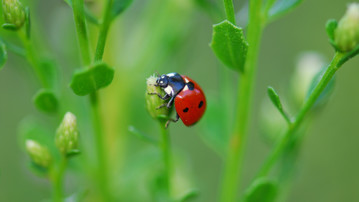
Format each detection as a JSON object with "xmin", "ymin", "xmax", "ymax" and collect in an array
[
  {"xmin": 25, "ymin": 140, "xmax": 52, "ymax": 169},
  {"xmin": 2, "ymin": 0, "xmax": 26, "ymax": 30},
  {"xmin": 146, "ymin": 75, "xmax": 171, "ymax": 120},
  {"xmin": 335, "ymin": 3, "xmax": 359, "ymax": 52},
  {"xmin": 55, "ymin": 112, "xmax": 79, "ymax": 156}
]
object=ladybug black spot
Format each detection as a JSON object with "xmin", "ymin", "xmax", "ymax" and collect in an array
[
  {"xmin": 198, "ymin": 101, "xmax": 204, "ymax": 108},
  {"xmin": 183, "ymin": 108, "xmax": 189, "ymax": 113},
  {"xmin": 187, "ymin": 82, "xmax": 194, "ymax": 90}
]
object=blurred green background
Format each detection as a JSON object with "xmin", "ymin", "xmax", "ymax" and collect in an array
[{"xmin": 1, "ymin": 0, "xmax": 359, "ymax": 201}]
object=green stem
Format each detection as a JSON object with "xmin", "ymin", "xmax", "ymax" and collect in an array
[
  {"xmin": 72, "ymin": 0, "xmax": 109, "ymax": 200},
  {"xmin": 52, "ymin": 157, "xmax": 67, "ymax": 202},
  {"xmin": 72, "ymin": 0, "xmax": 92, "ymax": 66},
  {"xmin": 223, "ymin": 0, "xmax": 236, "ymax": 24},
  {"xmin": 256, "ymin": 52, "xmax": 345, "ymax": 178},
  {"xmin": 220, "ymin": 0, "xmax": 263, "ymax": 201},
  {"xmin": 159, "ymin": 121, "xmax": 171, "ymax": 198},
  {"xmin": 94, "ymin": 0, "xmax": 113, "ymax": 62},
  {"xmin": 18, "ymin": 31, "xmax": 49, "ymax": 88}
]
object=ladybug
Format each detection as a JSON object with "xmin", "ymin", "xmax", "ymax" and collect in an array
[{"xmin": 149, "ymin": 72, "xmax": 206, "ymax": 127}]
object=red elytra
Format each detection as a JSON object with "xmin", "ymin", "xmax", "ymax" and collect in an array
[{"xmin": 174, "ymin": 76, "xmax": 206, "ymax": 126}]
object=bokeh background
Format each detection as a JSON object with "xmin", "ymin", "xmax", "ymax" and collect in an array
[{"xmin": 1, "ymin": 0, "xmax": 358, "ymax": 201}]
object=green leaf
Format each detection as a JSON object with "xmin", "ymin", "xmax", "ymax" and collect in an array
[
  {"xmin": 268, "ymin": 0, "xmax": 302, "ymax": 21},
  {"xmin": 66, "ymin": 149, "xmax": 81, "ymax": 158},
  {"xmin": 267, "ymin": 86, "xmax": 290, "ymax": 123},
  {"xmin": 2, "ymin": 23, "xmax": 18, "ymax": 31},
  {"xmin": 33, "ymin": 89, "xmax": 59, "ymax": 113},
  {"xmin": 210, "ymin": 20, "xmax": 248, "ymax": 73},
  {"xmin": 244, "ymin": 178, "xmax": 278, "ymax": 202},
  {"xmin": 70, "ymin": 62, "xmax": 114, "ymax": 96},
  {"xmin": 0, "ymin": 42, "xmax": 7, "ymax": 70},
  {"xmin": 305, "ymin": 66, "xmax": 335, "ymax": 108},
  {"xmin": 111, "ymin": 0, "xmax": 133, "ymax": 20},
  {"xmin": 326, "ymin": 19, "xmax": 338, "ymax": 50}
]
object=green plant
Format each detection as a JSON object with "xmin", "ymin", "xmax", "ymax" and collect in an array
[{"xmin": 1, "ymin": 0, "xmax": 358, "ymax": 201}]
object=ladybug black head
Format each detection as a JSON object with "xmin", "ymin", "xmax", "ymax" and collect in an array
[{"xmin": 156, "ymin": 74, "xmax": 169, "ymax": 88}]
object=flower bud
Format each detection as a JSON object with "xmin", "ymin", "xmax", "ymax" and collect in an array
[
  {"xmin": 290, "ymin": 52, "xmax": 324, "ymax": 106},
  {"xmin": 2, "ymin": 0, "xmax": 26, "ymax": 29},
  {"xmin": 55, "ymin": 112, "xmax": 79, "ymax": 156},
  {"xmin": 335, "ymin": 3, "xmax": 359, "ymax": 52},
  {"xmin": 146, "ymin": 75, "xmax": 171, "ymax": 120},
  {"xmin": 26, "ymin": 140, "xmax": 52, "ymax": 169}
]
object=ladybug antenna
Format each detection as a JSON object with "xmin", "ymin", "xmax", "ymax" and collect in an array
[{"xmin": 155, "ymin": 71, "xmax": 160, "ymax": 77}]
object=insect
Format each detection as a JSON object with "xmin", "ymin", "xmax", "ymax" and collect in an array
[{"xmin": 149, "ymin": 72, "xmax": 206, "ymax": 128}]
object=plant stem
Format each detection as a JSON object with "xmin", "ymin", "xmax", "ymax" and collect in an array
[
  {"xmin": 94, "ymin": 0, "xmax": 113, "ymax": 62},
  {"xmin": 256, "ymin": 52, "xmax": 345, "ymax": 178},
  {"xmin": 220, "ymin": 0, "xmax": 263, "ymax": 201},
  {"xmin": 52, "ymin": 157, "xmax": 67, "ymax": 202},
  {"xmin": 72, "ymin": 0, "xmax": 109, "ymax": 200},
  {"xmin": 72, "ymin": 0, "xmax": 92, "ymax": 66},
  {"xmin": 159, "ymin": 121, "xmax": 171, "ymax": 198},
  {"xmin": 223, "ymin": 0, "xmax": 236, "ymax": 24}
]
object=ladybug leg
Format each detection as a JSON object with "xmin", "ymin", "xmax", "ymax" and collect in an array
[
  {"xmin": 165, "ymin": 113, "xmax": 180, "ymax": 128},
  {"xmin": 156, "ymin": 103, "xmax": 167, "ymax": 110},
  {"xmin": 166, "ymin": 96, "xmax": 175, "ymax": 108},
  {"xmin": 148, "ymin": 92, "xmax": 170, "ymax": 100}
]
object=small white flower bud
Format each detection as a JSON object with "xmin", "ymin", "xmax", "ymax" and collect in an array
[
  {"xmin": 26, "ymin": 140, "xmax": 52, "ymax": 168},
  {"xmin": 291, "ymin": 52, "xmax": 325, "ymax": 105},
  {"xmin": 335, "ymin": 3, "xmax": 359, "ymax": 52},
  {"xmin": 2, "ymin": 0, "xmax": 26, "ymax": 29},
  {"xmin": 55, "ymin": 112, "xmax": 79, "ymax": 156}
]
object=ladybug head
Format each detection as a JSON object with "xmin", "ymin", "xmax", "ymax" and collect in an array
[{"xmin": 156, "ymin": 74, "xmax": 169, "ymax": 88}]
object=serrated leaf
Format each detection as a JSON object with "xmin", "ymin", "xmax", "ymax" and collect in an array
[
  {"xmin": 2, "ymin": 23, "xmax": 17, "ymax": 31},
  {"xmin": 244, "ymin": 178, "xmax": 278, "ymax": 202},
  {"xmin": 70, "ymin": 62, "xmax": 114, "ymax": 96},
  {"xmin": 326, "ymin": 19, "xmax": 338, "ymax": 50},
  {"xmin": 66, "ymin": 149, "xmax": 81, "ymax": 158},
  {"xmin": 111, "ymin": 0, "xmax": 133, "ymax": 20},
  {"xmin": 210, "ymin": 20, "xmax": 248, "ymax": 73},
  {"xmin": 305, "ymin": 66, "xmax": 335, "ymax": 108},
  {"xmin": 267, "ymin": 86, "xmax": 290, "ymax": 123},
  {"xmin": 33, "ymin": 89, "xmax": 59, "ymax": 113},
  {"xmin": 0, "ymin": 42, "xmax": 7, "ymax": 70},
  {"xmin": 268, "ymin": 0, "xmax": 302, "ymax": 21}
]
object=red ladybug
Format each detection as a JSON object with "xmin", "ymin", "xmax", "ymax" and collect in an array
[{"xmin": 149, "ymin": 72, "xmax": 206, "ymax": 127}]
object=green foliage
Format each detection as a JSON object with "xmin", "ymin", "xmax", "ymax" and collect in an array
[
  {"xmin": 210, "ymin": 20, "xmax": 248, "ymax": 73},
  {"xmin": 268, "ymin": 0, "xmax": 302, "ymax": 21},
  {"xmin": 33, "ymin": 89, "xmax": 58, "ymax": 113},
  {"xmin": 70, "ymin": 62, "xmax": 114, "ymax": 96},
  {"xmin": 0, "ymin": 42, "xmax": 7, "ymax": 70},
  {"xmin": 305, "ymin": 66, "xmax": 335, "ymax": 108},
  {"xmin": 111, "ymin": 0, "xmax": 133, "ymax": 20},
  {"xmin": 326, "ymin": 19, "xmax": 337, "ymax": 43},
  {"xmin": 128, "ymin": 125, "xmax": 158, "ymax": 145},
  {"xmin": 244, "ymin": 178, "xmax": 278, "ymax": 202},
  {"xmin": 178, "ymin": 189, "xmax": 198, "ymax": 202},
  {"xmin": 2, "ymin": 23, "xmax": 17, "ymax": 30},
  {"xmin": 267, "ymin": 86, "xmax": 290, "ymax": 123}
]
